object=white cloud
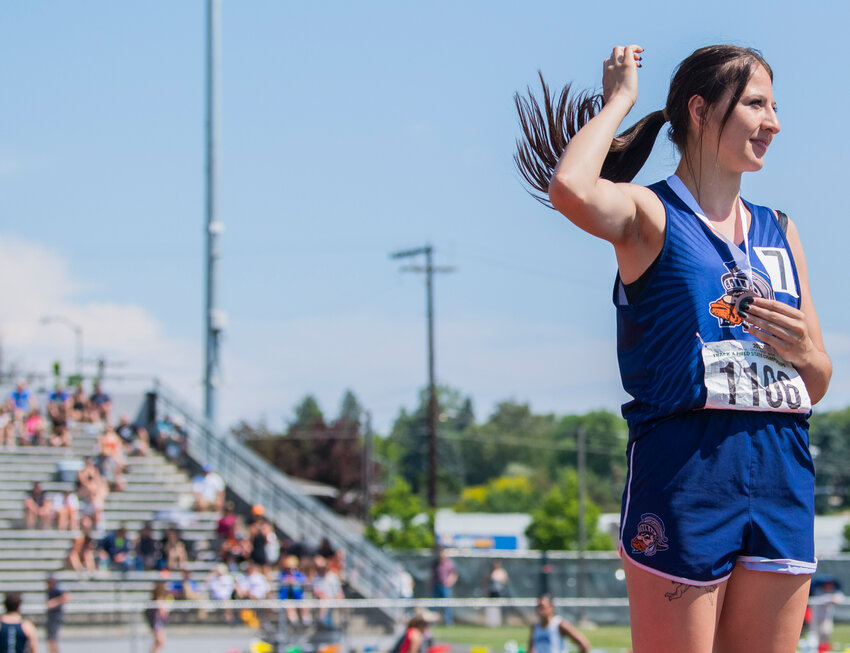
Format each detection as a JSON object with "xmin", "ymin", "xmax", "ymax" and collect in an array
[{"xmin": 0, "ymin": 235, "xmax": 198, "ymax": 401}]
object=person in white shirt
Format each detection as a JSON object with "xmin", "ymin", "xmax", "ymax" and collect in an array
[
  {"xmin": 192, "ymin": 464, "xmax": 225, "ymax": 512},
  {"xmin": 528, "ymin": 594, "xmax": 589, "ymax": 653}
]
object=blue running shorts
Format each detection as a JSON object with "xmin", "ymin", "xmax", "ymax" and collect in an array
[{"xmin": 619, "ymin": 409, "xmax": 816, "ymax": 585}]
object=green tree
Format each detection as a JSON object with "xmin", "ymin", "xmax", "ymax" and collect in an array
[
  {"xmin": 454, "ymin": 475, "xmax": 540, "ymax": 513},
  {"xmin": 365, "ymin": 477, "xmax": 434, "ymax": 549},
  {"xmin": 810, "ymin": 407, "xmax": 850, "ymax": 513},
  {"xmin": 291, "ymin": 395, "xmax": 325, "ymax": 430},
  {"xmin": 337, "ymin": 389, "xmax": 364, "ymax": 426},
  {"xmin": 525, "ymin": 470, "xmax": 612, "ymax": 550},
  {"xmin": 457, "ymin": 401, "xmax": 557, "ymax": 486},
  {"xmin": 387, "ymin": 386, "xmax": 470, "ymax": 498},
  {"xmin": 551, "ymin": 411, "xmax": 628, "ymax": 512}
]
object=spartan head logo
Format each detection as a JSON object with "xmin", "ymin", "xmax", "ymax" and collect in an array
[
  {"xmin": 631, "ymin": 513, "xmax": 669, "ymax": 557},
  {"xmin": 708, "ymin": 265, "xmax": 774, "ymax": 328}
]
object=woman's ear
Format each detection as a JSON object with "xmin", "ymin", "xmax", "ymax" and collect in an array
[{"xmin": 687, "ymin": 94, "xmax": 707, "ymax": 130}]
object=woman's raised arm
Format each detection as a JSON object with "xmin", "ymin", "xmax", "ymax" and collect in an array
[{"xmin": 549, "ymin": 45, "xmax": 651, "ymax": 245}]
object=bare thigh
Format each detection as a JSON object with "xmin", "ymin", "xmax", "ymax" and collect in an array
[
  {"xmin": 714, "ymin": 565, "xmax": 810, "ymax": 653},
  {"xmin": 624, "ymin": 555, "xmax": 726, "ymax": 653}
]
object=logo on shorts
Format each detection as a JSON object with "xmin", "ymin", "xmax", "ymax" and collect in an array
[
  {"xmin": 631, "ymin": 513, "xmax": 669, "ymax": 557},
  {"xmin": 708, "ymin": 264, "xmax": 774, "ymax": 328}
]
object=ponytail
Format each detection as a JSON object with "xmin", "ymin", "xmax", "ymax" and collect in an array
[{"xmin": 513, "ymin": 73, "xmax": 666, "ymax": 208}]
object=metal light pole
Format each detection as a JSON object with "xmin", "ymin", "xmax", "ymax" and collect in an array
[
  {"xmin": 203, "ymin": 0, "xmax": 225, "ymax": 426},
  {"xmin": 390, "ymin": 245, "xmax": 454, "ymax": 509},
  {"xmin": 40, "ymin": 316, "xmax": 83, "ymax": 378}
]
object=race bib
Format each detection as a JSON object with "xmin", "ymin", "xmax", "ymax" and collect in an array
[{"xmin": 701, "ymin": 340, "xmax": 811, "ymax": 413}]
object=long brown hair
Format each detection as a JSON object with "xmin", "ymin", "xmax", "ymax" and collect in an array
[{"xmin": 514, "ymin": 45, "xmax": 773, "ymax": 207}]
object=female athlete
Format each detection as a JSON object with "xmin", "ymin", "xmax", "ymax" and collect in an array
[{"xmin": 514, "ymin": 45, "xmax": 832, "ymax": 652}]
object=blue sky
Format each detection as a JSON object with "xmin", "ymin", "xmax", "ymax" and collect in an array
[{"xmin": 2, "ymin": 1, "xmax": 848, "ymax": 433}]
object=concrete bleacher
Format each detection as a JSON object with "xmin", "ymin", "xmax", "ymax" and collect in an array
[{"xmin": 0, "ymin": 421, "xmax": 222, "ymax": 622}]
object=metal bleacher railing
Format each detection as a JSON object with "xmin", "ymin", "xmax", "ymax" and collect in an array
[{"xmin": 150, "ymin": 380, "xmax": 405, "ymax": 603}]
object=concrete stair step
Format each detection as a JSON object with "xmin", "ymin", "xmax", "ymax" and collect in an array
[
  {"xmin": 0, "ymin": 528, "xmax": 218, "ymax": 542},
  {"xmin": 0, "ymin": 470, "xmax": 188, "ymax": 483},
  {"xmin": 0, "ymin": 559, "xmax": 216, "ymax": 572},
  {"xmin": 0, "ymin": 480, "xmax": 193, "ymax": 493}
]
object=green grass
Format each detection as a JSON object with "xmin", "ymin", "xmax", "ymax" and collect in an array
[
  {"xmin": 432, "ymin": 623, "xmax": 850, "ymax": 651},
  {"xmin": 431, "ymin": 624, "xmax": 632, "ymax": 651}
]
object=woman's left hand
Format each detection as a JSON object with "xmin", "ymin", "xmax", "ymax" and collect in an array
[{"xmin": 741, "ymin": 297, "xmax": 815, "ymax": 367}]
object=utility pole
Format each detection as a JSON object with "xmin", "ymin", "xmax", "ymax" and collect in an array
[
  {"xmin": 390, "ymin": 245, "xmax": 455, "ymax": 509},
  {"xmin": 362, "ymin": 412, "xmax": 374, "ymax": 525},
  {"xmin": 577, "ymin": 426, "xmax": 587, "ymax": 621},
  {"xmin": 204, "ymin": 0, "xmax": 225, "ymax": 426}
]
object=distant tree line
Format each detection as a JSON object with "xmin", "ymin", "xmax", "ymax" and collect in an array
[{"xmin": 233, "ymin": 388, "xmax": 850, "ymax": 550}]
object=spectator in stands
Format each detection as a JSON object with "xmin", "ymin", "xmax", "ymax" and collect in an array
[
  {"xmin": 160, "ymin": 526, "xmax": 188, "ymax": 571},
  {"xmin": 216, "ymin": 502, "xmax": 238, "ymax": 540},
  {"xmin": 66, "ymin": 529, "xmax": 97, "ymax": 574},
  {"xmin": 88, "ymin": 381, "xmax": 112, "ymax": 424},
  {"xmin": 24, "ymin": 482, "xmax": 53, "ymax": 530},
  {"xmin": 24, "ymin": 408, "xmax": 46, "ymax": 446},
  {"xmin": 7, "ymin": 381, "xmax": 35, "ymax": 437},
  {"xmin": 137, "ymin": 522, "xmax": 158, "ymax": 571},
  {"xmin": 52, "ymin": 490, "xmax": 79, "ymax": 531},
  {"xmin": 279, "ymin": 555, "xmax": 310, "ymax": 625},
  {"xmin": 98, "ymin": 524, "xmax": 138, "ymax": 572},
  {"xmin": 76, "ymin": 484, "xmax": 103, "ymax": 531},
  {"xmin": 115, "ymin": 415, "xmax": 149, "ymax": 456},
  {"xmin": 261, "ymin": 519, "xmax": 280, "ymax": 568},
  {"xmin": 318, "ymin": 537, "xmax": 335, "ymax": 559},
  {"xmin": 69, "ymin": 385, "xmax": 90, "ymax": 423},
  {"xmin": 77, "ymin": 458, "xmax": 107, "ymax": 529},
  {"xmin": 146, "ymin": 582, "xmax": 169, "ymax": 653},
  {"xmin": 169, "ymin": 568, "xmax": 200, "ymax": 601},
  {"xmin": 192, "ymin": 464, "xmax": 225, "ymax": 513},
  {"xmin": 206, "ymin": 564, "xmax": 235, "ymax": 623},
  {"xmin": 248, "ymin": 503, "xmax": 265, "ymax": 527},
  {"xmin": 220, "ymin": 531, "xmax": 250, "ymax": 569},
  {"xmin": 97, "ymin": 428, "xmax": 127, "ymax": 492},
  {"xmin": 237, "ymin": 562, "xmax": 269, "ymax": 601},
  {"xmin": 45, "ymin": 575, "xmax": 69, "ymax": 653},
  {"xmin": 154, "ymin": 415, "xmax": 187, "ymax": 464},
  {"xmin": 47, "ymin": 385, "xmax": 71, "ymax": 448},
  {"xmin": 0, "ymin": 405, "xmax": 13, "ymax": 448},
  {"xmin": 312, "ymin": 555, "xmax": 344, "ymax": 627},
  {"xmin": 328, "ymin": 548, "xmax": 346, "ymax": 584},
  {"xmin": 249, "ymin": 519, "xmax": 269, "ymax": 570}
]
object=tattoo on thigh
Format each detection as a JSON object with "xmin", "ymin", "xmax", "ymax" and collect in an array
[{"xmin": 665, "ymin": 582, "xmax": 717, "ymax": 606}]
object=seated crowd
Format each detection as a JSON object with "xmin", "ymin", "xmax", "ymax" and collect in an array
[{"xmin": 14, "ymin": 379, "xmax": 349, "ymax": 624}]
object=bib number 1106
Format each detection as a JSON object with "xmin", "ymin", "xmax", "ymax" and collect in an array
[
  {"xmin": 719, "ymin": 361, "xmax": 801, "ymax": 409},
  {"xmin": 702, "ymin": 340, "xmax": 811, "ymax": 413}
]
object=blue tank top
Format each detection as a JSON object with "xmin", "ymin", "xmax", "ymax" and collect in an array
[
  {"xmin": 614, "ymin": 179, "xmax": 804, "ymax": 439},
  {"xmin": 0, "ymin": 622, "xmax": 27, "ymax": 653}
]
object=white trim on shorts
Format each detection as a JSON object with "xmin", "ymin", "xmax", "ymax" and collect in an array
[
  {"xmin": 618, "ymin": 542, "xmax": 732, "ymax": 587},
  {"xmin": 619, "ymin": 443, "xmax": 636, "ymax": 545},
  {"xmin": 737, "ymin": 555, "xmax": 818, "ymax": 575}
]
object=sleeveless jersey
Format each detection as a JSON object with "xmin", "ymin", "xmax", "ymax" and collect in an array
[
  {"xmin": 532, "ymin": 616, "xmax": 565, "ymax": 653},
  {"xmin": 614, "ymin": 179, "xmax": 805, "ymax": 439},
  {"xmin": 0, "ymin": 622, "xmax": 27, "ymax": 653}
]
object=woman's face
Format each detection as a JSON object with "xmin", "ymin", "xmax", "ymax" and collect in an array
[{"xmin": 701, "ymin": 64, "xmax": 781, "ymax": 173}]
